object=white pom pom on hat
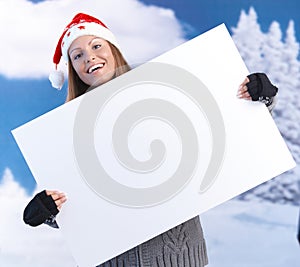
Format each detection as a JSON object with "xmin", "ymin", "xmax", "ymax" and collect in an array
[
  {"xmin": 49, "ymin": 69, "xmax": 64, "ymax": 90},
  {"xmin": 49, "ymin": 12, "xmax": 120, "ymax": 90}
]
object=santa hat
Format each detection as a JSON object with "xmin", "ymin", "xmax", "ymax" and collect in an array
[{"xmin": 49, "ymin": 13, "xmax": 120, "ymax": 89}]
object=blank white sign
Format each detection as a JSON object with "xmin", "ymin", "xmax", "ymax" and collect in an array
[{"xmin": 12, "ymin": 24, "xmax": 295, "ymax": 267}]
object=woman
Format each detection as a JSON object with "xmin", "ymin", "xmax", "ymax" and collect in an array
[{"xmin": 23, "ymin": 13, "xmax": 278, "ymax": 266}]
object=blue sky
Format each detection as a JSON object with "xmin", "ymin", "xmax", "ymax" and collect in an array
[
  {"xmin": 26, "ymin": 0, "xmax": 300, "ymax": 40},
  {"xmin": 1, "ymin": 0, "xmax": 300, "ymax": 193},
  {"xmin": 0, "ymin": 78, "xmax": 66, "ymax": 191},
  {"xmin": 141, "ymin": 0, "xmax": 300, "ymax": 40}
]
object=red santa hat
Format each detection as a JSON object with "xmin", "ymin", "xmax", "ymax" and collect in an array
[{"xmin": 49, "ymin": 13, "xmax": 120, "ymax": 89}]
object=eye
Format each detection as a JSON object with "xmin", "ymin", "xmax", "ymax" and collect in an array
[
  {"xmin": 73, "ymin": 53, "xmax": 82, "ymax": 60},
  {"xmin": 93, "ymin": 44, "xmax": 102, "ymax": 50}
]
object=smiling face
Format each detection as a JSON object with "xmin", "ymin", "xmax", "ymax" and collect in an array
[{"xmin": 68, "ymin": 35, "xmax": 116, "ymax": 87}]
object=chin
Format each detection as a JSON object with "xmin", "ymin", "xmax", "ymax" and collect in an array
[{"xmin": 89, "ymin": 78, "xmax": 109, "ymax": 88}]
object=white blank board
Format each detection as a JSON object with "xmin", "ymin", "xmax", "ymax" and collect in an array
[{"xmin": 12, "ymin": 24, "xmax": 295, "ymax": 267}]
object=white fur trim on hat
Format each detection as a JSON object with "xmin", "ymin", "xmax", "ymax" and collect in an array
[{"xmin": 61, "ymin": 22, "xmax": 120, "ymax": 63}]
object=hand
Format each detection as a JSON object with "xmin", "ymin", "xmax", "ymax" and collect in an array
[
  {"xmin": 23, "ymin": 190, "xmax": 67, "ymax": 227},
  {"xmin": 46, "ymin": 190, "xmax": 67, "ymax": 210},
  {"xmin": 237, "ymin": 76, "xmax": 252, "ymax": 100},
  {"xmin": 237, "ymin": 73, "xmax": 278, "ymax": 101}
]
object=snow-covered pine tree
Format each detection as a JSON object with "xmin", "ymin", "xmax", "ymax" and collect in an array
[
  {"xmin": 262, "ymin": 21, "xmax": 288, "ymax": 84},
  {"xmin": 231, "ymin": 7, "xmax": 265, "ymax": 72},
  {"xmin": 283, "ymin": 20, "xmax": 300, "ymax": 90}
]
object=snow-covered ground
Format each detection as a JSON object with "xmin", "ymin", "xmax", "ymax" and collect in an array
[{"xmin": 201, "ymin": 200, "xmax": 300, "ymax": 267}]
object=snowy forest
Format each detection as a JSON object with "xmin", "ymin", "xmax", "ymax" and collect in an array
[{"xmin": 232, "ymin": 7, "xmax": 300, "ymax": 206}]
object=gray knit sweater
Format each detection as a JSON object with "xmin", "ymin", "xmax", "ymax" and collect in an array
[{"xmin": 97, "ymin": 216, "xmax": 208, "ymax": 267}]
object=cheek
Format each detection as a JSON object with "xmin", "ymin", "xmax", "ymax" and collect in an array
[
  {"xmin": 72, "ymin": 62, "xmax": 86, "ymax": 78},
  {"xmin": 72, "ymin": 61, "xmax": 82, "ymax": 73}
]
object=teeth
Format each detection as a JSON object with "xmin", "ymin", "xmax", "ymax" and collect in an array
[{"xmin": 88, "ymin": 64, "xmax": 104, "ymax": 74}]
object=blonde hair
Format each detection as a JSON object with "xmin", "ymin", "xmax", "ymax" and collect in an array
[{"xmin": 66, "ymin": 42, "xmax": 131, "ymax": 102}]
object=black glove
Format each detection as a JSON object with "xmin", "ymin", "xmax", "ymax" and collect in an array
[
  {"xmin": 23, "ymin": 190, "xmax": 59, "ymax": 227},
  {"xmin": 246, "ymin": 73, "xmax": 278, "ymax": 101}
]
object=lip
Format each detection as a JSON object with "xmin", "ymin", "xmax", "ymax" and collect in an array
[{"xmin": 87, "ymin": 63, "xmax": 105, "ymax": 74}]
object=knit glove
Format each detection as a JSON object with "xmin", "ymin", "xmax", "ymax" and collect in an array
[
  {"xmin": 23, "ymin": 190, "xmax": 59, "ymax": 227},
  {"xmin": 246, "ymin": 73, "xmax": 278, "ymax": 101}
]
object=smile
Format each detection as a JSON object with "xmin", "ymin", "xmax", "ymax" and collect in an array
[{"xmin": 88, "ymin": 63, "xmax": 104, "ymax": 74}]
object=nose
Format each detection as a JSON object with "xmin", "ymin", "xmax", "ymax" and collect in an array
[{"xmin": 85, "ymin": 52, "xmax": 96, "ymax": 63}]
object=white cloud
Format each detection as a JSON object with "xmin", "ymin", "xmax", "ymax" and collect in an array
[
  {"xmin": 0, "ymin": 168, "xmax": 77, "ymax": 267},
  {"xmin": 0, "ymin": 0, "xmax": 186, "ymax": 79}
]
